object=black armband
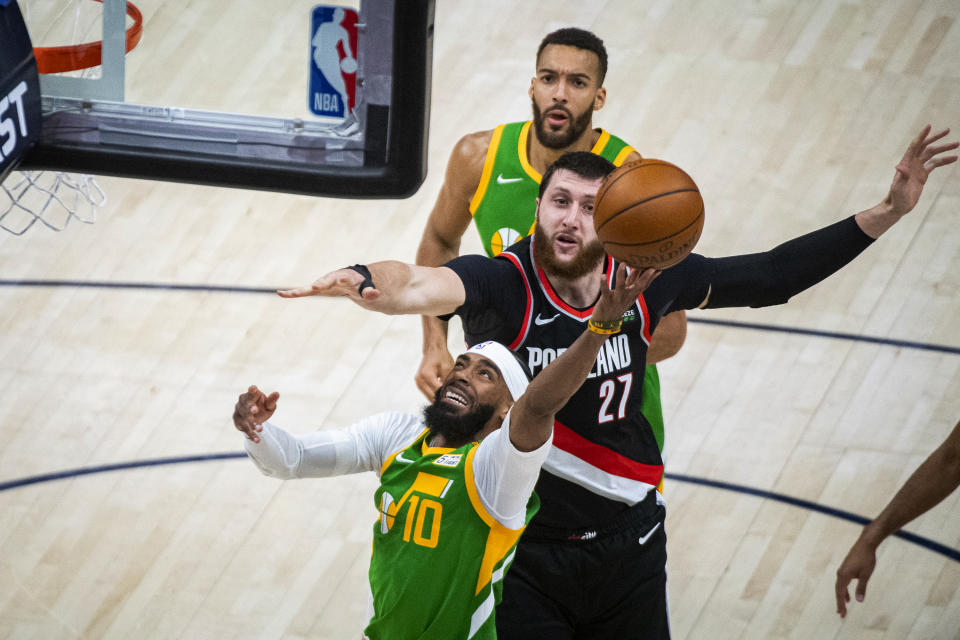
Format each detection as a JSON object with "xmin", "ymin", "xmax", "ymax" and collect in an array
[
  {"xmin": 705, "ymin": 216, "xmax": 874, "ymax": 309},
  {"xmin": 345, "ymin": 264, "xmax": 375, "ymax": 295}
]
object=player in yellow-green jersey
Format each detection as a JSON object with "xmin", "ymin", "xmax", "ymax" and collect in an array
[
  {"xmin": 413, "ymin": 27, "xmax": 686, "ymax": 487},
  {"xmin": 468, "ymin": 120, "xmax": 635, "ymax": 256},
  {"xmin": 234, "ymin": 265, "xmax": 656, "ymax": 639}
]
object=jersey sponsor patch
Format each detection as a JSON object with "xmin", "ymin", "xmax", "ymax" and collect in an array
[{"xmin": 433, "ymin": 453, "xmax": 463, "ymax": 467}]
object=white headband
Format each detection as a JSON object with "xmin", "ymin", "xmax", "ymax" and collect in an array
[{"xmin": 465, "ymin": 341, "xmax": 530, "ymax": 401}]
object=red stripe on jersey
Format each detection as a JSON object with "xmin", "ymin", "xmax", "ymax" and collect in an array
[
  {"xmin": 499, "ymin": 250, "xmax": 533, "ymax": 350},
  {"xmin": 636, "ymin": 292, "xmax": 652, "ymax": 343},
  {"xmin": 552, "ymin": 420, "xmax": 664, "ymax": 486}
]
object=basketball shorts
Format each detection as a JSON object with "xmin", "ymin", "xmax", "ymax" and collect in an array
[{"xmin": 496, "ymin": 491, "xmax": 669, "ymax": 640}]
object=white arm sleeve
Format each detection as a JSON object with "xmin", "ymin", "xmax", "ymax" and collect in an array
[
  {"xmin": 243, "ymin": 412, "xmax": 424, "ymax": 479},
  {"xmin": 471, "ymin": 410, "xmax": 552, "ymax": 530}
]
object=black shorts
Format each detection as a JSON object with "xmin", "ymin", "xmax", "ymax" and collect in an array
[{"xmin": 496, "ymin": 492, "xmax": 669, "ymax": 640}]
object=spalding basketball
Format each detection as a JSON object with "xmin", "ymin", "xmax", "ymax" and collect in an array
[{"xmin": 594, "ymin": 159, "xmax": 704, "ymax": 270}]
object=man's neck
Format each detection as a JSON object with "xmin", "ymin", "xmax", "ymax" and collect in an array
[
  {"xmin": 541, "ymin": 260, "xmax": 605, "ymax": 309},
  {"xmin": 526, "ymin": 125, "xmax": 599, "ymax": 175},
  {"xmin": 427, "ymin": 433, "xmax": 463, "ymax": 449}
]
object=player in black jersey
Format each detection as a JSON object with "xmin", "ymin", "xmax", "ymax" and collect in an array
[{"xmin": 279, "ymin": 125, "xmax": 957, "ymax": 639}]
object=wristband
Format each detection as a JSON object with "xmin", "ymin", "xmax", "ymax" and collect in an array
[
  {"xmin": 588, "ymin": 317, "xmax": 622, "ymax": 335},
  {"xmin": 345, "ymin": 264, "xmax": 375, "ymax": 295}
]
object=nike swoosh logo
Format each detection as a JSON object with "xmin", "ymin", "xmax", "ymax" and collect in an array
[
  {"xmin": 395, "ymin": 451, "xmax": 414, "ymax": 464},
  {"xmin": 496, "ymin": 173, "xmax": 523, "ymax": 185},
  {"xmin": 534, "ymin": 313, "xmax": 560, "ymax": 326},
  {"xmin": 638, "ymin": 521, "xmax": 661, "ymax": 545}
]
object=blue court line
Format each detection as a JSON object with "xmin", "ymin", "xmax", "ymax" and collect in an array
[
  {"xmin": 687, "ymin": 318, "xmax": 960, "ymax": 355},
  {"xmin": 0, "ymin": 453, "xmax": 247, "ymax": 492},
  {"xmin": 0, "ymin": 453, "xmax": 955, "ymax": 562},
  {"xmin": 0, "ymin": 280, "xmax": 277, "ymax": 294},
  {"xmin": 2, "ymin": 279, "xmax": 958, "ymax": 355},
  {"xmin": 664, "ymin": 472, "xmax": 960, "ymax": 562}
]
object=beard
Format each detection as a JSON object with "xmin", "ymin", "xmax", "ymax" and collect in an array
[
  {"xmin": 533, "ymin": 222, "xmax": 606, "ymax": 279},
  {"xmin": 531, "ymin": 99, "xmax": 594, "ymax": 149},
  {"xmin": 423, "ymin": 388, "xmax": 497, "ymax": 444}
]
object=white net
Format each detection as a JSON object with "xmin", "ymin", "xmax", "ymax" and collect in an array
[
  {"xmin": 2, "ymin": 1, "xmax": 109, "ymax": 235},
  {"xmin": 0, "ymin": 171, "xmax": 106, "ymax": 235}
]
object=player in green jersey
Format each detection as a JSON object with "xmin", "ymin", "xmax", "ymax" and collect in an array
[
  {"xmin": 413, "ymin": 27, "xmax": 686, "ymax": 459},
  {"xmin": 233, "ymin": 265, "xmax": 658, "ymax": 640}
]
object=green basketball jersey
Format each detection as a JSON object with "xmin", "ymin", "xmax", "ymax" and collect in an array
[
  {"xmin": 365, "ymin": 429, "xmax": 538, "ymax": 640},
  {"xmin": 467, "ymin": 122, "xmax": 666, "ymax": 455},
  {"xmin": 469, "ymin": 120, "xmax": 635, "ymax": 258}
]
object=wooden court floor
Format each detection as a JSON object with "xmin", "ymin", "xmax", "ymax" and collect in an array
[{"xmin": 1, "ymin": 1, "xmax": 959, "ymax": 638}]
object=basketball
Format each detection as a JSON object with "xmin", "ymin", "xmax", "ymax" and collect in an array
[
  {"xmin": 340, "ymin": 56, "xmax": 358, "ymax": 73},
  {"xmin": 593, "ymin": 159, "xmax": 704, "ymax": 270}
]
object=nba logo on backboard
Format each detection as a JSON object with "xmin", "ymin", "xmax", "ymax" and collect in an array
[{"xmin": 309, "ymin": 5, "xmax": 358, "ymax": 119}]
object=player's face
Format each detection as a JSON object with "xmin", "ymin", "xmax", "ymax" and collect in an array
[
  {"xmin": 534, "ymin": 169, "xmax": 606, "ymax": 278},
  {"xmin": 424, "ymin": 354, "xmax": 510, "ymax": 443},
  {"xmin": 529, "ymin": 45, "xmax": 607, "ymax": 149}
]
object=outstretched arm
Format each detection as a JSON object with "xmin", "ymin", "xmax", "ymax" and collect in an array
[
  {"xmin": 701, "ymin": 125, "xmax": 958, "ymax": 310},
  {"xmin": 834, "ymin": 419, "xmax": 960, "ymax": 617},
  {"xmin": 277, "ymin": 261, "xmax": 466, "ymax": 317},
  {"xmin": 234, "ymin": 386, "xmax": 425, "ymax": 479},
  {"xmin": 508, "ymin": 265, "xmax": 660, "ymax": 452}
]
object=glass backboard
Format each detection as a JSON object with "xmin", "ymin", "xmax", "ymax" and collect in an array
[{"xmin": 10, "ymin": 0, "xmax": 433, "ymax": 197}]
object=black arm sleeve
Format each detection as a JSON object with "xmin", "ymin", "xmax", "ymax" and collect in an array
[{"xmin": 704, "ymin": 215, "xmax": 874, "ymax": 309}]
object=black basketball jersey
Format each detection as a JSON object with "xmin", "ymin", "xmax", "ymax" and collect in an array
[
  {"xmin": 449, "ymin": 236, "xmax": 706, "ymax": 531},
  {"xmin": 447, "ymin": 216, "xmax": 874, "ymax": 530}
]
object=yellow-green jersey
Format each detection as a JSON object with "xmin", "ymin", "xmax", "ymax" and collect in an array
[
  {"xmin": 366, "ymin": 426, "xmax": 540, "ymax": 640},
  {"xmin": 469, "ymin": 120, "xmax": 635, "ymax": 257},
  {"xmin": 466, "ymin": 122, "xmax": 665, "ymax": 450}
]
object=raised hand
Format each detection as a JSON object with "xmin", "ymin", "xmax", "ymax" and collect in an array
[
  {"xmin": 591, "ymin": 264, "xmax": 659, "ymax": 325},
  {"xmin": 233, "ymin": 385, "xmax": 280, "ymax": 443},
  {"xmin": 887, "ymin": 125, "xmax": 958, "ymax": 216},
  {"xmin": 415, "ymin": 348, "xmax": 454, "ymax": 401}
]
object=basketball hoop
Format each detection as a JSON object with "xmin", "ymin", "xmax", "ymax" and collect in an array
[
  {"xmin": 0, "ymin": 0, "xmax": 142, "ymax": 235},
  {"xmin": 32, "ymin": 0, "xmax": 142, "ymax": 73}
]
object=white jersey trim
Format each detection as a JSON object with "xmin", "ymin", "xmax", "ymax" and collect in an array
[{"xmin": 542, "ymin": 446, "xmax": 661, "ymax": 506}]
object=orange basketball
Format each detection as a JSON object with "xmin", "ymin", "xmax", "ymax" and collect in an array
[{"xmin": 594, "ymin": 159, "xmax": 704, "ymax": 270}]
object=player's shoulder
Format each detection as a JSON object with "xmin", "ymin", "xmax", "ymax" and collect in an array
[
  {"xmin": 595, "ymin": 127, "xmax": 642, "ymax": 162},
  {"xmin": 453, "ymin": 121, "xmax": 527, "ymax": 160},
  {"xmin": 446, "ymin": 129, "xmax": 496, "ymax": 182},
  {"xmin": 363, "ymin": 411, "xmax": 425, "ymax": 441},
  {"xmin": 363, "ymin": 411, "xmax": 427, "ymax": 457},
  {"xmin": 454, "ymin": 128, "xmax": 496, "ymax": 158}
]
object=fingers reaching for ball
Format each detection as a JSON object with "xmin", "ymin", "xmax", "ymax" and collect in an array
[{"xmin": 593, "ymin": 264, "xmax": 659, "ymax": 325}]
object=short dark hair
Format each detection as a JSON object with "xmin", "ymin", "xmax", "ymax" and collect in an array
[
  {"xmin": 536, "ymin": 28, "xmax": 608, "ymax": 85},
  {"xmin": 538, "ymin": 152, "xmax": 615, "ymax": 199}
]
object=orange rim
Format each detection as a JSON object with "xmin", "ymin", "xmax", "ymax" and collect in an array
[{"xmin": 33, "ymin": 0, "xmax": 143, "ymax": 74}]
